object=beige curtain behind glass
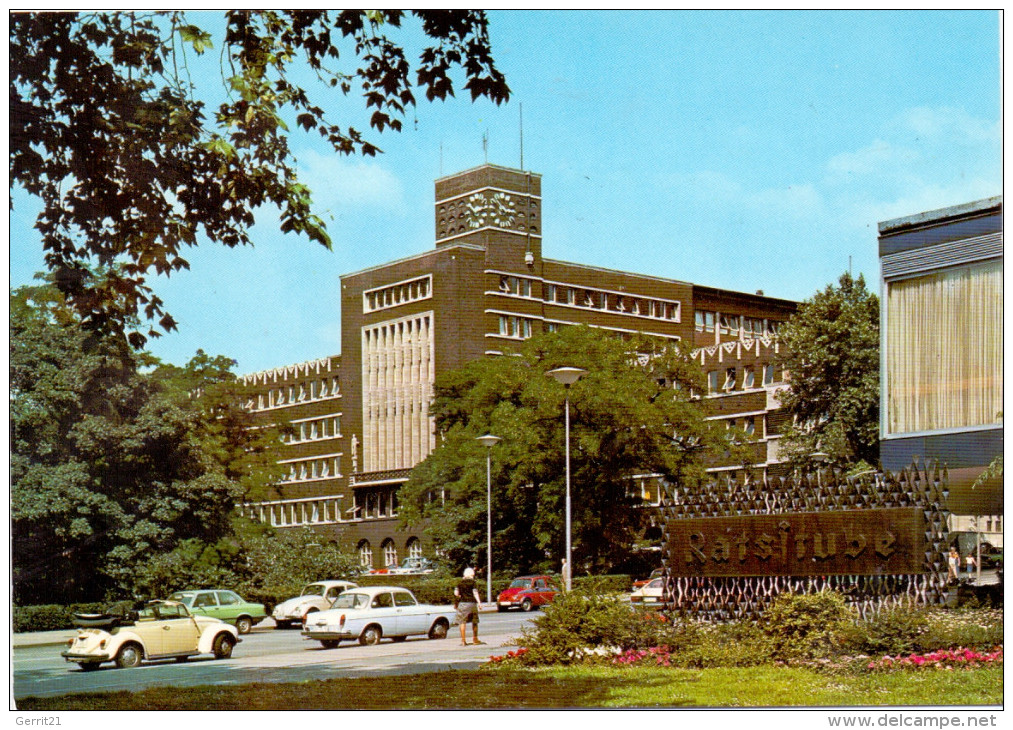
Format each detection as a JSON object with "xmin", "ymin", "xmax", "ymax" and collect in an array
[{"xmin": 886, "ymin": 259, "xmax": 1002, "ymax": 435}]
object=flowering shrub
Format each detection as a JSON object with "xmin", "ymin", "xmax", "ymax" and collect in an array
[
  {"xmin": 613, "ymin": 646, "xmax": 675, "ymax": 667},
  {"xmin": 867, "ymin": 647, "xmax": 1003, "ymax": 672},
  {"xmin": 488, "ymin": 647, "xmax": 530, "ymax": 664}
]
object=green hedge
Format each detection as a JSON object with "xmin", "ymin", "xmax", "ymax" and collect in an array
[{"xmin": 13, "ymin": 602, "xmax": 107, "ymax": 633}]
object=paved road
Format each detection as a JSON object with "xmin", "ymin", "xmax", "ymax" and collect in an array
[{"xmin": 12, "ymin": 611, "xmax": 536, "ymax": 701}]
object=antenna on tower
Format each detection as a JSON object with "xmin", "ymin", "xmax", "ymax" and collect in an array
[
  {"xmin": 519, "ymin": 102, "xmax": 524, "ymax": 171},
  {"xmin": 483, "ymin": 130, "xmax": 488, "ymax": 164}
]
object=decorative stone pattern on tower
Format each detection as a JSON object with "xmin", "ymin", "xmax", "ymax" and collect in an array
[{"xmin": 435, "ymin": 164, "xmax": 541, "ymax": 247}]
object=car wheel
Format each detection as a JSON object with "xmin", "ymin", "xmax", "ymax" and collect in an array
[
  {"xmin": 115, "ymin": 643, "xmax": 143, "ymax": 669},
  {"xmin": 78, "ymin": 663, "xmax": 100, "ymax": 672},
  {"xmin": 235, "ymin": 616, "xmax": 253, "ymax": 634},
  {"xmin": 320, "ymin": 639, "xmax": 341, "ymax": 649},
  {"xmin": 213, "ymin": 633, "xmax": 236, "ymax": 659},
  {"xmin": 496, "ymin": 605, "xmax": 507, "ymax": 612},
  {"xmin": 521, "ymin": 598, "xmax": 534, "ymax": 612},
  {"xmin": 359, "ymin": 624, "xmax": 382, "ymax": 646},
  {"xmin": 428, "ymin": 619, "xmax": 449, "ymax": 640}
]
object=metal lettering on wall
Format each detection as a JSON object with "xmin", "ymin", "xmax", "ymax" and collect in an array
[{"xmin": 666, "ymin": 508, "xmax": 927, "ymax": 577}]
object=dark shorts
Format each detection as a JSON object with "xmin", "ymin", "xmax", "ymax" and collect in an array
[{"xmin": 455, "ymin": 602, "xmax": 479, "ymax": 625}]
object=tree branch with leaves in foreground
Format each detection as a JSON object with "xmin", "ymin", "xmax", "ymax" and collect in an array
[{"xmin": 11, "ymin": 10, "xmax": 509, "ymax": 347}]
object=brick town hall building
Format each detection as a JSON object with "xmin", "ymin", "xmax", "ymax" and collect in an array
[{"xmin": 238, "ymin": 164, "xmax": 797, "ymax": 570}]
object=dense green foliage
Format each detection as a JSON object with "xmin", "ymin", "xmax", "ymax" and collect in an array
[
  {"xmin": 511, "ymin": 586, "xmax": 1002, "ymax": 671},
  {"xmin": 10, "ymin": 284, "xmax": 283, "ymax": 604},
  {"xmin": 398, "ymin": 327, "xmax": 740, "ymax": 576},
  {"xmin": 514, "ymin": 579, "xmax": 676, "ymax": 665},
  {"xmin": 760, "ymin": 590, "xmax": 854, "ymax": 661},
  {"xmin": 775, "ymin": 272, "xmax": 880, "ymax": 467},
  {"xmin": 126, "ymin": 526, "xmax": 359, "ymax": 612},
  {"xmin": 11, "ymin": 10, "xmax": 509, "ymax": 345}
]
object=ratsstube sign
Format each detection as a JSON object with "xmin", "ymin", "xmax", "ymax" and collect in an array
[{"xmin": 667, "ymin": 508, "xmax": 928, "ymax": 577}]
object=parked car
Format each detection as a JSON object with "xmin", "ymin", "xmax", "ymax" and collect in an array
[
  {"xmin": 632, "ymin": 568, "xmax": 665, "ymax": 590},
  {"xmin": 630, "ymin": 577, "xmax": 665, "ymax": 604},
  {"xmin": 301, "ymin": 586, "xmax": 455, "ymax": 648},
  {"xmin": 496, "ymin": 575, "xmax": 558, "ymax": 612},
  {"xmin": 272, "ymin": 580, "xmax": 358, "ymax": 629},
  {"xmin": 169, "ymin": 589, "xmax": 267, "ymax": 634},
  {"xmin": 387, "ymin": 557, "xmax": 436, "ymax": 575},
  {"xmin": 61, "ymin": 600, "xmax": 240, "ymax": 671}
]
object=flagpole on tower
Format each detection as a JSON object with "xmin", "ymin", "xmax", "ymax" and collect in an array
[{"xmin": 519, "ymin": 102, "xmax": 524, "ymax": 171}]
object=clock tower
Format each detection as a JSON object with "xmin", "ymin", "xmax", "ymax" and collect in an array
[{"xmin": 434, "ymin": 164, "xmax": 542, "ymax": 268}]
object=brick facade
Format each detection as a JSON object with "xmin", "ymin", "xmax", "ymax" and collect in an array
[{"xmin": 240, "ymin": 164, "xmax": 797, "ymax": 569}]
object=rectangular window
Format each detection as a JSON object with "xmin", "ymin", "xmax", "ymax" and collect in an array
[
  {"xmin": 723, "ymin": 367, "xmax": 736, "ymax": 391},
  {"xmin": 743, "ymin": 368, "xmax": 755, "ymax": 389},
  {"xmin": 720, "ymin": 314, "xmax": 740, "ymax": 335},
  {"xmin": 708, "ymin": 371, "xmax": 720, "ymax": 393},
  {"xmin": 545, "ymin": 283, "xmax": 556, "ymax": 302},
  {"xmin": 763, "ymin": 364, "xmax": 775, "ymax": 386},
  {"xmin": 885, "ymin": 259, "xmax": 1002, "ymax": 435}
]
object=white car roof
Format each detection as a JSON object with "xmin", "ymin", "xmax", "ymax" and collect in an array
[
  {"xmin": 346, "ymin": 586, "xmax": 411, "ymax": 595},
  {"xmin": 309, "ymin": 580, "xmax": 358, "ymax": 587}
]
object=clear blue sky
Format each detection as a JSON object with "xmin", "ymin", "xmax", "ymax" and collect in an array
[{"xmin": 8, "ymin": 10, "xmax": 1002, "ymax": 374}]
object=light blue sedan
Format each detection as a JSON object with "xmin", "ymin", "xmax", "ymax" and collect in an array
[{"xmin": 301, "ymin": 586, "xmax": 455, "ymax": 648}]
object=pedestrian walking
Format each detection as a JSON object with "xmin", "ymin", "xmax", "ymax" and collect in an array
[
  {"xmin": 947, "ymin": 547, "xmax": 960, "ymax": 583},
  {"xmin": 965, "ymin": 553, "xmax": 977, "ymax": 576},
  {"xmin": 454, "ymin": 567, "xmax": 483, "ymax": 646}
]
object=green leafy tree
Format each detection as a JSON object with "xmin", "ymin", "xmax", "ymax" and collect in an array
[
  {"xmin": 398, "ymin": 327, "xmax": 740, "ymax": 576},
  {"xmin": 775, "ymin": 272, "xmax": 880, "ymax": 468},
  {"xmin": 11, "ymin": 10, "xmax": 509, "ymax": 347},
  {"xmin": 130, "ymin": 526, "xmax": 358, "ymax": 606},
  {"xmin": 10, "ymin": 284, "xmax": 278, "ymax": 603}
]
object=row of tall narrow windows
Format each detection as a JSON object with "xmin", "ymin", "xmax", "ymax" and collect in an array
[
  {"xmin": 280, "ymin": 456, "xmax": 341, "ymax": 483},
  {"xmin": 544, "ymin": 283, "xmax": 681, "ymax": 322},
  {"xmin": 696, "ymin": 311, "xmax": 782, "ymax": 338},
  {"xmin": 357, "ymin": 537, "xmax": 423, "ymax": 569},
  {"xmin": 707, "ymin": 364, "xmax": 780, "ymax": 393},
  {"xmin": 249, "ymin": 376, "xmax": 340, "ymax": 411},
  {"xmin": 498, "ymin": 314, "xmax": 534, "ymax": 339},
  {"xmin": 283, "ymin": 416, "xmax": 341, "ymax": 445},
  {"xmin": 242, "ymin": 498, "xmax": 344, "ymax": 527},
  {"xmin": 364, "ymin": 275, "xmax": 432, "ymax": 313}
]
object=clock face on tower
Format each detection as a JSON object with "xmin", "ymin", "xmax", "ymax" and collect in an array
[{"xmin": 465, "ymin": 192, "xmax": 517, "ymax": 229}]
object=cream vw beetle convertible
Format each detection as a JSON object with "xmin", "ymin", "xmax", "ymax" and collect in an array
[
  {"xmin": 61, "ymin": 600, "xmax": 240, "ymax": 670},
  {"xmin": 272, "ymin": 580, "xmax": 358, "ymax": 629},
  {"xmin": 301, "ymin": 586, "xmax": 455, "ymax": 648}
]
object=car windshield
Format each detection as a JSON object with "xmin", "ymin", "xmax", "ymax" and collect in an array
[
  {"xmin": 509, "ymin": 579, "xmax": 530, "ymax": 588},
  {"xmin": 301, "ymin": 584, "xmax": 326, "ymax": 597},
  {"xmin": 330, "ymin": 592, "xmax": 371, "ymax": 610},
  {"xmin": 169, "ymin": 592, "xmax": 195, "ymax": 606}
]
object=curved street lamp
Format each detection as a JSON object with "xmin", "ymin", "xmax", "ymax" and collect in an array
[
  {"xmin": 476, "ymin": 434, "xmax": 501, "ymax": 604},
  {"xmin": 546, "ymin": 366, "xmax": 586, "ymax": 591}
]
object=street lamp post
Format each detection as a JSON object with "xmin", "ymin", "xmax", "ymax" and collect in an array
[
  {"xmin": 546, "ymin": 366, "xmax": 586, "ymax": 592},
  {"xmin": 476, "ymin": 434, "xmax": 501, "ymax": 604}
]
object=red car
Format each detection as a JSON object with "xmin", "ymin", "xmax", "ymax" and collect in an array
[{"xmin": 496, "ymin": 575, "xmax": 558, "ymax": 612}]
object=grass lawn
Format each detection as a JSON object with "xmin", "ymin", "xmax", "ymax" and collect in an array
[{"xmin": 16, "ymin": 665, "xmax": 1002, "ymax": 710}]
